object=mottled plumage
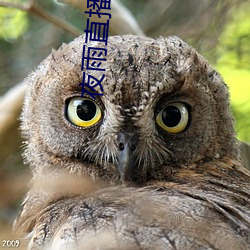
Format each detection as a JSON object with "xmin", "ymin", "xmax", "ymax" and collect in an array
[{"xmin": 15, "ymin": 35, "xmax": 250, "ymax": 250}]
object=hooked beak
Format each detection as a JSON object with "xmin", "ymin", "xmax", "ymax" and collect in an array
[{"xmin": 117, "ymin": 132, "xmax": 137, "ymax": 182}]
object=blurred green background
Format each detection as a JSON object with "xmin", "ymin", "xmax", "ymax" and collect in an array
[
  {"xmin": 0, "ymin": 0, "xmax": 249, "ymax": 241},
  {"xmin": 215, "ymin": 1, "xmax": 250, "ymax": 141}
]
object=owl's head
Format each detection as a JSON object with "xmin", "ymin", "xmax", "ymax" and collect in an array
[{"xmin": 21, "ymin": 35, "xmax": 239, "ymax": 185}]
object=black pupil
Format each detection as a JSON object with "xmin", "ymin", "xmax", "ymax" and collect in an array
[
  {"xmin": 76, "ymin": 100, "xmax": 96, "ymax": 121},
  {"xmin": 162, "ymin": 105, "xmax": 181, "ymax": 127}
]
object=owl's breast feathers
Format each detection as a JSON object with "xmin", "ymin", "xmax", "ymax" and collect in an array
[{"xmin": 21, "ymin": 158, "xmax": 250, "ymax": 250}]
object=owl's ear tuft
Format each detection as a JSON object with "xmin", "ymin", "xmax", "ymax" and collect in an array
[{"xmin": 177, "ymin": 50, "xmax": 208, "ymax": 84}]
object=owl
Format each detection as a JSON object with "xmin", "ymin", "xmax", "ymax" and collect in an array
[{"xmin": 14, "ymin": 35, "xmax": 250, "ymax": 250}]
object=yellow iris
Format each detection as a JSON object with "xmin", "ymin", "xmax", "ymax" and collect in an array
[
  {"xmin": 67, "ymin": 97, "xmax": 101, "ymax": 127},
  {"xmin": 156, "ymin": 103, "xmax": 189, "ymax": 133}
]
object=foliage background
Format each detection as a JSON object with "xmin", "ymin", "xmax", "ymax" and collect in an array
[{"xmin": 0, "ymin": 0, "xmax": 249, "ymax": 243}]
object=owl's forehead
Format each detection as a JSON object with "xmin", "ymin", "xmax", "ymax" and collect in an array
[
  {"xmin": 101, "ymin": 35, "xmax": 196, "ymax": 108},
  {"xmin": 52, "ymin": 35, "xmax": 209, "ymax": 108}
]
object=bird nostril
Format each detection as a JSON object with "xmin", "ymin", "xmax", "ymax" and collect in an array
[
  {"xmin": 131, "ymin": 145, "xmax": 136, "ymax": 152},
  {"xmin": 119, "ymin": 143, "xmax": 125, "ymax": 151}
]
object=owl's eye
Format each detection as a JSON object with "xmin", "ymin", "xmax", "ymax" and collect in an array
[
  {"xmin": 156, "ymin": 103, "xmax": 189, "ymax": 133},
  {"xmin": 66, "ymin": 97, "xmax": 101, "ymax": 127}
]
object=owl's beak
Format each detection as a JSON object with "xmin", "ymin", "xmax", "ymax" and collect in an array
[{"xmin": 117, "ymin": 132, "xmax": 137, "ymax": 182}]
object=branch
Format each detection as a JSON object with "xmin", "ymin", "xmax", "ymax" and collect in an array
[
  {"xmin": 0, "ymin": 1, "xmax": 28, "ymax": 10},
  {"xmin": 57, "ymin": 0, "xmax": 144, "ymax": 35},
  {"xmin": 0, "ymin": 0, "xmax": 81, "ymax": 36},
  {"xmin": 0, "ymin": 82, "xmax": 26, "ymax": 137}
]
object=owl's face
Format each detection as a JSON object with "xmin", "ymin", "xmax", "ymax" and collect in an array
[{"xmin": 22, "ymin": 35, "xmax": 238, "ymax": 185}]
